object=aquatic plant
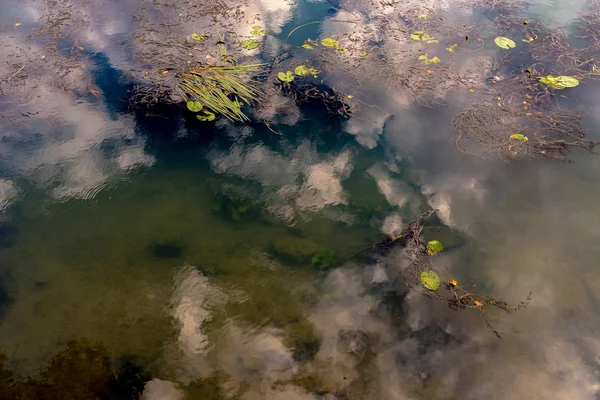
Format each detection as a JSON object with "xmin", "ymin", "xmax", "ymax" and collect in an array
[
  {"xmin": 420, "ymin": 270, "xmax": 441, "ymax": 290},
  {"xmin": 0, "ymin": 338, "xmax": 150, "ymax": 400},
  {"xmin": 538, "ymin": 75, "xmax": 580, "ymax": 89},
  {"xmin": 494, "ymin": 36, "xmax": 516, "ymax": 49},
  {"xmin": 426, "ymin": 240, "xmax": 443, "ymax": 256},
  {"xmin": 176, "ymin": 64, "xmax": 263, "ymax": 122},
  {"xmin": 311, "ymin": 249, "xmax": 338, "ymax": 267}
]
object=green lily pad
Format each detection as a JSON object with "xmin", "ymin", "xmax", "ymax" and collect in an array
[
  {"xmin": 241, "ymin": 39, "xmax": 260, "ymax": 50},
  {"xmin": 446, "ymin": 43, "xmax": 457, "ymax": 53},
  {"xmin": 302, "ymin": 39, "xmax": 319, "ymax": 49},
  {"xmin": 420, "ymin": 270, "xmax": 441, "ymax": 291},
  {"xmin": 494, "ymin": 36, "xmax": 516, "ymax": 49},
  {"xmin": 509, "ymin": 133, "xmax": 529, "ymax": 142},
  {"xmin": 294, "ymin": 65, "xmax": 318, "ymax": 77},
  {"xmin": 321, "ymin": 37, "xmax": 339, "ymax": 47},
  {"xmin": 278, "ymin": 71, "xmax": 295, "ymax": 82},
  {"xmin": 196, "ymin": 111, "xmax": 216, "ymax": 121},
  {"xmin": 186, "ymin": 101, "xmax": 203, "ymax": 112},
  {"xmin": 418, "ymin": 54, "xmax": 440, "ymax": 64},
  {"xmin": 539, "ymin": 75, "xmax": 579, "ymax": 90},
  {"xmin": 250, "ymin": 26, "xmax": 267, "ymax": 36},
  {"xmin": 426, "ymin": 240, "xmax": 443, "ymax": 256},
  {"xmin": 190, "ymin": 33, "xmax": 206, "ymax": 41},
  {"xmin": 410, "ymin": 31, "xmax": 438, "ymax": 43}
]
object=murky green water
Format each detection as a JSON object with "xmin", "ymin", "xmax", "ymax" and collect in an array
[{"xmin": 2, "ymin": 0, "xmax": 600, "ymax": 398}]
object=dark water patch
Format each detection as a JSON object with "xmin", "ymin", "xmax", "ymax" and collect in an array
[
  {"xmin": 284, "ymin": 318, "xmax": 321, "ymax": 361},
  {"xmin": 0, "ymin": 275, "xmax": 13, "ymax": 321},
  {"xmin": 149, "ymin": 239, "xmax": 184, "ymax": 259},
  {"xmin": 0, "ymin": 224, "xmax": 18, "ymax": 249},
  {"xmin": 0, "ymin": 338, "xmax": 151, "ymax": 400},
  {"xmin": 269, "ymin": 236, "xmax": 320, "ymax": 266}
]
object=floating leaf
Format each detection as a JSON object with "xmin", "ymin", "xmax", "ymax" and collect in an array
[
  {"xmin": 420, "ymin": 270, "xmax": 441, "ymax": 291},
  {"xmin": 522, "ymin": 35, "xmax": 536, "ymax": 43},
  {"xmin": 446, "ymin": 43, "xmax": 457, "ymax": 53},
  {"xmin": 411, "ymin": 31, "xmax": 425, "ymax": 40},
  {"xmin": 417, "ymin": 14, "xmax": 430, "ymax": 20},
  {"xmin": 241, "ymin": 39, "xmax": 260, "ymax": 50},
  {"xmin": 278, "ymin": 71, "xmax": 295, "ymax": 82},
  {"xmin": 196, "ymin": 111, "xmax": 216, "ymax": 121},
  {"xmin": 509, "ymin": 133, "xmax": 529, "ymax": 142},
  {"xmin": 294, "ymin": 65, "xmax": 318, "ymax": 77},
  {"xmin": 410, "ymin": 31, "xmax": 438, "ymax": 43},
  {"xmin": 494, "ymin": 36, "xmax": 516, "ymax": 49},
  {"xmin": 190, "ymin": 33, "xmax": 206, "ymax": 41},
  {"xmin": 186, "ymin": 101, "xmax": 203, "ymax": 112},
  {"xmin": 15, "ymin": 23, "xmax": 22, "ymax": 27},
  {"xmin": 539, "ymin": 75, "xmax": 579, "ymax": 89},
  {"xmin": 448, "ymin": 279, "xmax": 457, "ymax": 287},
  {"xmin": 426, "ymin": 240, "xmax": 443, "ymax": 256},
  {"xmin": 418, "ymin": 53, "xmax": 441, "ymax": 65},
  {"xmin": 302, "ymin": 38, "xmax": 319, "ymax": 49},
  {"xmin": 474, "ymin": 300, "xmax": 484, "ymax": 308},
  {"xmin": 250, "ymin": 26, "xmax": 267, "ymax": 36},
  {"xmin": 321, "ymin": 37, "xmax": 339, "ymax": 47}
]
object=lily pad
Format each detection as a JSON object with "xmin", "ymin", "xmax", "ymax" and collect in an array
[
  {"xmin": 410, "ymin": 31, "xmax": 438, "ymax": 43},
  {"xmin": 420, "ymin": 270, "xmax": 441, "ymax": 291},
  {"xmin": 186, "ymin": 101, "xmax": 203, "ymax": 112},
  {"xmin": 190, "ymin": 33, "xmax": 206, "ymax": 41},
  {"xmin": 539, "ymin": 75, "xmax": 579, "ymax": 89},
  {"xmin": 278, "ymin": 71, "xmax": 295, "ymax": 82},
  {"xmin": 196, "ymin": 111, "xmax": 216, "ymax": 121},
  {"xmin": 426, "ymin": 240, "xmax": 443, "ymax": 256},
  {"xmin": 494, "ymin": 36, "xmax": 516, "ymax": 49},
  {"xmin": 321, "ymin": 37, "xmax": 339, "ymax": 47},
  {"xmin": 302, "ymin": 39, "xmax": 319, "ymax": 49},
  {"xmin": 250, "ymin": 26, "xmax": 266, "ymax": 36},
  {"xmin": 241, "ymin": 39, "xmax": 260, "ymax": 50},
  {"xmin": 294, "ymin": 65, "xmax": 318, "ymax": 77},
  {"xmin": 509, "ymin": 133, "xmax": 529, "ymax": 142},
  {"xmin": 418, "ymin": 54, "xmax": 440, "ymax": 64}
]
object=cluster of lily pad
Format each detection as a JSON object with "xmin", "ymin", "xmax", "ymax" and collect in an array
[
  {"xmin": 186, "ymin": 101, "xmax": 217, "ymax": 121},
  {"xmin": 278, "ymin": 65, "xmax": 319, "ymax": 82},
  {"xmin": 420, "ymin": 240, "xmax": 444, "ymax": 290},
  {"xmin": 241, "ymin": 26, "xmax": 266, "ymax": 50}
]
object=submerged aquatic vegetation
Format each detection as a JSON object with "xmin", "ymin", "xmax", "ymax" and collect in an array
[
  {"xmin": 0, "ymin": 338, "xmax": 150, "ymax": 400},
  {"xmin": 311, "ymin": 249, "xmax": 338, "ymax": 267},
  {"xmin": 176, "ymin": 64, "xmax": 263, "ymax": 122}
]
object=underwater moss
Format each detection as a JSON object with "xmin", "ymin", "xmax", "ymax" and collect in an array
[
  {"xmin": 149, "ymin": 239, "xmax": 184, "ymax": 259},
  {"xmin": 0, "ymin": 338, "xmax": 151, "ymax": 400},
  {"xmin": 283, "ymin": 318, "xmax": 321, "ymax": 362}
]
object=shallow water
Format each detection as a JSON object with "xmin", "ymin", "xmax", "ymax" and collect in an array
[{"xmin": 1, "ymin": 0, "xmax": 600, "ymax": 399}]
